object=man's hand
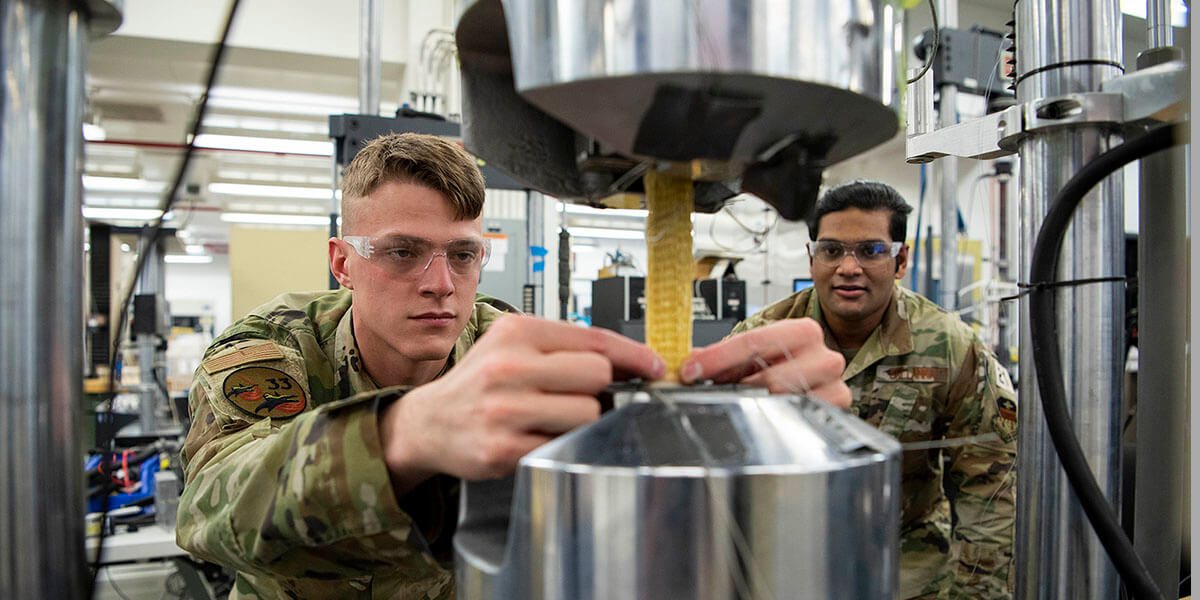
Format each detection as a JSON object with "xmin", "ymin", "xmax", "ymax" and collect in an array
[
  {"xmin": 378, "ymin": 315, "xmax": 664, "ymax": 493},
  {"xmin": 680, "ymin": 318, "xmax": 851, "ymax": 409}
]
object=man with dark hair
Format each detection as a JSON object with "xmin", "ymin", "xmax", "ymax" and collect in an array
[
  {"xmin": 177, "ymin": 133, "xmax": 851, "ymax": 599},
  {"xmin": 733, "ymin": 180, "xmax": 1017, "ymax": 599}
]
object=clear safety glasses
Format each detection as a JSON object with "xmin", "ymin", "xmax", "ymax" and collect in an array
[
  {"xmin": 342, "ymin": 234, "xmax": 491, "ymax": 277},
  {"xmin": 807, "ymin": 240, "xmax": 903, "ymax": 267}
]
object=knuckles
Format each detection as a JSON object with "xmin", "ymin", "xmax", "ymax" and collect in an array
[
  {"xmin": 471, "ymin": 432, "xmax": 535, "ymax": 479},
  {"xmin": 484, "ymin": 314, "xmax": 528, "ymax": 343}
]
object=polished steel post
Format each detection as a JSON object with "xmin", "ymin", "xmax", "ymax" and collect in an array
[
  {"xmin": 935, "ymin": 0, "xmax": 959, "ymax": 310},
  {"xmin": 0, "ymin": 0, "xmax": 110, "ymax": 596},
  {"xmin": 359, "ymin": 0, "xmax": 382, "ymax": 115},
  {"xmin": 1013, "ymin": 0, "xmax": 1124, "ymax": 598},
  {"xmin": 526, "ymin": 191, "xmax": 544, "ymax": 317},
  {"xmin": 135, "ymin": 234, "xmax": 166, "ymax": 433},
  {"xmin": 1132, "ymin": 18, "xmax": 1186, "ymax": 593},
  {"xmin": 1145, "ymin": 0, "xmax": 1172, "ymax": 48}
]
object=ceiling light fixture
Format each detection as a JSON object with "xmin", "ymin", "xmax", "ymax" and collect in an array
[
  {"xmin": 208, "ymin": 182, "xmax": 336, "ymax": 200},
  {"xmin": 558, "ymin": 203, "xmax": 648, "ymax": 218},
  {"xmin": 82, "ymin": 175, "xmax": 166, "ymax": 193},
  {"xmin": 220, "ymin": 212, "xmax": 335, "ymax": 226},
  {"xmin": 82, "ymin": 123, "xmax": 106, "ymax": 141},
  {"xmin": 164, "ymin": 254, "xmax": 214, "ymax": 264},
  {"xmin": 82, "ymin": 206, "xmax": 168, "ymax": 221},
  {"xmin": 206, "ymin": 86, "xmax": 361, "ymax": 117},
  {"xmin": 566, "ymin": 227, "xmax": 646, "ymax": 241},
  {"xmin": 193, "ymin": 133, "xmax": 333, "ymax": 157}
]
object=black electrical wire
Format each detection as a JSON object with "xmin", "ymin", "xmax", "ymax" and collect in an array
[
  {"xmin": 89, "ymin": 1, "xmax": 241, "ymax": 597},
  {"xmin": 1029, "ymin": 121, "xmax": 1187, "ymax": 600},
  {"xmin": 906, "ymin": 0, "xmax": 941, "ymax": 84}
]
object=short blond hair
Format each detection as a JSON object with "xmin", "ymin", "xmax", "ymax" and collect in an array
[{"xmin": 340, "ymin": 133, "xmax": 485, "ymax": 234}]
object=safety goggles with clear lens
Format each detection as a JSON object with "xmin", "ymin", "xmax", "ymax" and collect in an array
[
  {"xmin": 806, "ymin": 240, "xmax": 902, "ymax": 267},
  {"xmin": 342, "ymin": 235, "xmax": 491, "ymax": 277}
]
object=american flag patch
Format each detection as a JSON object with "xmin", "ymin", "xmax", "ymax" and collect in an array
[{"xmin": 203, "ymin": 343, "xmax": 284, "ymax": 374}]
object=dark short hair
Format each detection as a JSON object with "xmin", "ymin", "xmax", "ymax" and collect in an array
[{"xmin": 808, "ymin": 180, "xmax": 912, "ymax": 243}]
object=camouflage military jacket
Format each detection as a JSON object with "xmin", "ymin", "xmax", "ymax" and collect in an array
[
  {"xmin": 177, "ymin": 288, "xmax": 511, "ymax": 599},
  {"xmin": 732, "ymin": 286, "xmax": 1017, "ymax": 600}
]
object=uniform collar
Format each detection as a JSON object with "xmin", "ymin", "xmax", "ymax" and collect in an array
[
  {"xmin": 334, "ymin": 305, "xmax": 380, "ymax": 392},
  {"xmin": 803, "ymin": 286, "xmax": 913, "ymax": 380}
]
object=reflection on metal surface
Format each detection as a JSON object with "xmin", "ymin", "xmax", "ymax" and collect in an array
[
  {"xmin": 456, "ymin": 388, "xmax": 900, "ymax": 599},
  {"xmin": 1, "ymin": 1, "xmax": 97, "ymax": 598},
  {"xmin": 455, "ymin": 0, "xmax": 901, "ymax": 220},
  {"xmin": 1013, "ymin": 1, "xmax": 1125, "ymax": 597}
]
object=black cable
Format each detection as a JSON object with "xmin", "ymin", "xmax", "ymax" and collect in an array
[
  {"xmin": 907, "ymin": 0, "xmax": 941, "ymax": 84},
  {"xmin": 89, "ymin": 1, "xmax": 242, "ymax": 597},
  {"xmin": 1029, "ymin": 121, "xmax": 1187, "ymax": 600}
]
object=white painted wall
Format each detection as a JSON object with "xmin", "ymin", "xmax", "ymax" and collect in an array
[{"xmin": 164, "ymin": 254, "xmax": 233, "ymax": 336}]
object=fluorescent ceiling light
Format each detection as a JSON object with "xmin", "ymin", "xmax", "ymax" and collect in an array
[
  {"xmin": 203, "ymin": 114, "xmax": 326, "ymax": 135},
  {"xmin": 83, "ymin": 175, "xmax": 165, "ymax": 193},
  {"xmin": 559, "ymin": 203, "xmax": 648, "ymax": 218},
  {"xmin": 207, "ymin": 86, "xmax": 359, "ymax": 117},
  {"xmin": 82, "ymin": 123, "xmax": 106, "ymax": 141},
  {"xmin": 209, "ymin": 182, "xmax": 335, "ymax": 200},
  {"xmin": 185, "ymin": 244, "xmax": 206, "ymax": 255},
  {"xmin": 567, "ymin": 227, "xmax": 646, "ymax": 240},
  {"xmin": 1121, "ymin": 0, "xmax": 1188, "ymax": 21},
  {"xmin": 193, "ymin": 133, "xmax": 333, "ymax": 157},
  {"xmin": 221, "ymin": 212, "xmax": 334, "ymax": 226},
  {"xmin": 82, "ymin": 206, "xmax": 165, "ymax": 221},
  {"xmin": 92, "ymin": 163, "xmax": 136, "ymax": 175},
  {"xmin": 164, "ymin": 254, "xmax": 214, "ymax": 264}
]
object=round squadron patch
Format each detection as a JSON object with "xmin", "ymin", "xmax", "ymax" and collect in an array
[{"xmin": 222, "ymin": 366, "xmax": 307, "ymax": 419}]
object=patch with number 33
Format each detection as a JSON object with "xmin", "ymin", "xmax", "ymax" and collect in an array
[{"xmin": 222, "ymin": 366, "xmax": 307, "ymax": 419}]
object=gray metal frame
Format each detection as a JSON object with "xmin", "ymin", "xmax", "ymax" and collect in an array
[
  {"xmin": 0, "ymin": 1, "xmax": 120, "ymax": 597},
  {"xmin": 904, "ymin": 0, "xmax": 1190, "ymax": 596}
]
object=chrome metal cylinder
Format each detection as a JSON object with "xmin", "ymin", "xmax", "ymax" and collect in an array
[
  {"xmin": 359, "ymin": 0, "xmax": 382, "ymax": 115},
  {"xmin": 457, "ymin": 390, "xmax": 901, "ymax": 600},
  {"xmin": 935, "ymin": 0, "xmax": 958, "ymax": 310},
  {"xmin": 1145, "ymin": 0, "xmax": 1172, "ymax": 48},
  {"xmin": 937, "ymin": 117, "xmax": 959, "ymax": 309},
  {"xmin": 0, "ymin": 0, "xmax": 95, "ymax": 597},
  {"xmin": 1133, "ymin": 46, "xmax": 1187, "ymax": 594},
  {"xmin": 1013, "ymin": 1, "xmax": 1124, "ymax": 598},
  {"xmin": 496, "ymin": 0, "xmax": 900, "ymax": 168}
]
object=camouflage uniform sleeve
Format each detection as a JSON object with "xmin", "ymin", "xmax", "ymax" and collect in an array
[
  {"xmin": 941, "ymin": 340, "xmax": 1018, "ymax": 599},
  {"xmin": 177, "ymin": 338, "xmax": 440, "ymax": 582}
]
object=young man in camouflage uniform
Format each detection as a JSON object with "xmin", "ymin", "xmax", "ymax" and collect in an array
[
  {"xmin": 177, "ymin": 132, "xmax": 851, "ymax": 599},
  {"xmin": 732, "ymin": 181, "xmax": 1018, "ymax": 600}
]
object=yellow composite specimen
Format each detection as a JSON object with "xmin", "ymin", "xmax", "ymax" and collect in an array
[{"xmin": 643, "ymin": 169, "xmax": 694, "ymax": 381}]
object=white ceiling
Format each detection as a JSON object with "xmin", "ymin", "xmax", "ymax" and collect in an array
[
  {"xmin": 83, "ymin": 0, "xmax": 451, "ymax": 255},
  {"xmin": 81, "ymin": 0, "xmax": 1187, "ymax": 256}
]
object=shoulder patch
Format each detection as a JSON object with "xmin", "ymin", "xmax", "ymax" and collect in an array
[
  {"xmin": 993, "ymin": 361, "xmax": 1016, "ymax": 395},
  {"xmin": 994, "ymin": 396, "xmax": 1018, "ymax": 442},
  {"xmin": 875, "ymin": 365, "xmax": 947, "ymax": 383},
  {"xmin": 203, "ymin": 342, "xmax": 285, "ymax": 374},
  {"xmin": 222, "ymin": 366, "xmax": 307, "ymax": 419},
  {"xmin": 997, "ymin": 396, "xmax": 1017, "ymax": 422}
]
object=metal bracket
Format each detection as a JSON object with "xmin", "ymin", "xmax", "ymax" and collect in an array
[
  {"xmin": 1101, "ymin": 59, "xmax": 1190, "ymax": 124},
  {"xmin": 905, "ymin": 59, "xmax": 1188, "ymax": 164},
  {"xmin": 906, "ymin": 106, "xmax": 1021, "ymax": 164}
]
